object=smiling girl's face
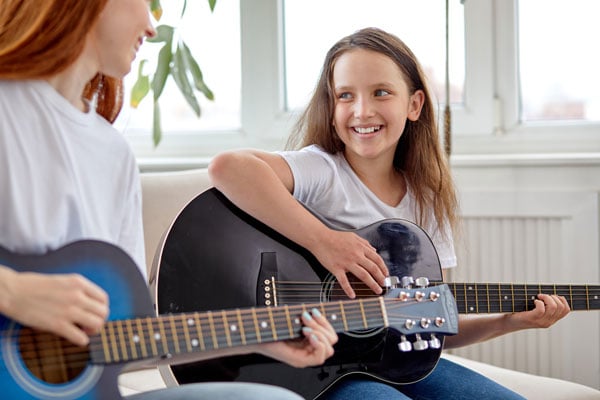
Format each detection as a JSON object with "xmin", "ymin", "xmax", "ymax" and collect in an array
[{"xmin": 332, "ymin": 48, "xmax": 424, "ymax": 166}]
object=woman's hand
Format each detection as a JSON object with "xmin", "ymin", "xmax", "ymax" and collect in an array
[
  {"xmin": 311, "ymin": 230, "xmax": 388, "ymax": 298},
  {"xmin": 1, "ymin": 268, "xmax": 109, "ymax": 347},
  {"xmin": 258, "ymin": 308, "xmax": 338, "ymax": 368}
]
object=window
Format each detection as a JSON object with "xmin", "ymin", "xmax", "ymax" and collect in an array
[
  {"xmin": 283, "ymin": 0, "xmax": 465, "ymax": 111},
  {"xmin": 124, "ymin": 0, "xmax": 600, "ymax": 167},
  {"xmin": 518, "ymin": 0, "xmax": 600, "ymax": 123}
]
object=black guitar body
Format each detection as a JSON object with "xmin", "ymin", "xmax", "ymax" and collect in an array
[{"xmin": 153, "ymin": 188, "xmax": 446, "ymax": 398}]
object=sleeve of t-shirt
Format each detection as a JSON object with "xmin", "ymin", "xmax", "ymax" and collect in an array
[{"xmin": 277, "ymin": 146, "xmax": 337, "ymax": 204}]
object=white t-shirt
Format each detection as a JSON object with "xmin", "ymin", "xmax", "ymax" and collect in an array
[
  {"xmin": 0, "ymin": 80, "xmax": 146, "ymax": 279},
  {"xmin": 278, "ymin": 145, "xmax": 457, "ymax": 269}
]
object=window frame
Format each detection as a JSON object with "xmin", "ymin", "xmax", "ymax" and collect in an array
[{"xmin": 132, "ymin": 0, "xmax": 600, "ymax": 170}]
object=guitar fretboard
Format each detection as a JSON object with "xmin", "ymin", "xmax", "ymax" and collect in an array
[
  {"xmin": 447, "ymin": 283, "xmax": 600, "ymax": 314},
  {"xmin": 90, "ymin": 298, "xmax": 387, "ymax": 364}
]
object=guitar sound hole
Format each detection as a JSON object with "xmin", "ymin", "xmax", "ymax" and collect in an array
[
  {"xmin": 327, "ymin": 274, "xmax": 381, "ymax": 301},
  {"xmin": 18, "ymin": 327, "xmax": 88, "ymax": 384}
]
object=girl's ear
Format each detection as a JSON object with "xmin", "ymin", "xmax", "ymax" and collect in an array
[{"xmin": 407, "ymin": 90, "xmax": 425, "ymax": 121}]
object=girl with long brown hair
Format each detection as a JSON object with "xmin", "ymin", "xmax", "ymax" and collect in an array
[{"xmin": 209, "ymin": 27, "xmax": 570, "ymax": 399}]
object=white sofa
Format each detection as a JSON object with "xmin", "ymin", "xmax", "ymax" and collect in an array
[{"xmin": 118, "ymin": 168, "xmax": 600, "ymax": 399}]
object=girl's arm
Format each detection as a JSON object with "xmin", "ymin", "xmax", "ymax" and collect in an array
[{"xmin": 209, "ymin": 150, "xmax": 388, "ymax": 298}]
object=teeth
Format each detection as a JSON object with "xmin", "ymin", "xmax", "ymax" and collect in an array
[{"xmin": 355, "ymin": 126, "xmax": 380, "ymax": 134}]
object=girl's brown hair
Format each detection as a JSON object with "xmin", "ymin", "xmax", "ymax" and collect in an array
[
  {"xmin": 288, "ymin": 27, "xmax": 458, "ymax": 234},
  {"xmin": 0, "ymin": 0, "xmax": 123, "ymax": 123}
]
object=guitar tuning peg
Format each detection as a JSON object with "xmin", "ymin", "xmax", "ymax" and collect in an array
[
  {"xmin": 400, "ymin": 276, "xmax": 414, "ymax": 288},
  {"xmin": 415, "ymin": 277, "xmax": 430, "ymax": 288},
  {"xmin": 398, "ymin": 335, "xmax": 413, "ymax": 352},
  {"xmin": 429, "ymin": 334, "xmax": 441, "ymax": 349},
  {"xmin": 383, "ymin": 276, "xmax": 400, "ymax": 288},
  {"xmin": 413, "ymin": 334, "xmax": 429, "ymax": 351}
]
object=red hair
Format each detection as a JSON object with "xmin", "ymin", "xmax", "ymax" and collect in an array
[{"xmin": 0, "ymin": 0, "xmax": 123, "ymax": 123}]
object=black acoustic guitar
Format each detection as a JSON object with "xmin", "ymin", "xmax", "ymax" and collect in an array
[
  {"xmin": 0, "ymin": 240, "xmax": 457, "ymax": 399},
  {"xmin": 152, "ymin": 188, "xmax": 600, "ymax": 397}
]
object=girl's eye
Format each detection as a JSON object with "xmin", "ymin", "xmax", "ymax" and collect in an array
[
  {"xmin": 337, "ymin": 92, "xmax": 352, "ymax": 100},
  {"xmin": 375, "ymin": 89, "xmax": 390, "ymax": 97}
]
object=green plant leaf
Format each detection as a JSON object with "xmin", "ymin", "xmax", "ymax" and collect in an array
[
  {"xmin": 152, "ymin": 43, "xmax": 172, "ymax": 100},
  {"xmin": 208, "ymin": 0, "xmax": 217, "ymax": 12},
  {"xmin": 130, "ymin": 60, "xmax": 150, "ymax": 108},
  {"xmin": 180, "ymin": 0, "xmax": 188, "ymax": 18},
  {"xmin": 171, "ymin": 42, "xmax": 201, "ymax": 117},
  {"xmin": 152, "ymin": 99, "xmax": 162, "ymax": 146},
  {"xmin": 180, "ymin": 41, "xmax": 214, "ymax": 100},
  {"xmin": 147, "ymin": 24, "xmax": 173, "ymax": 43},
  {"xmin": 150, "ymin": 0, "xmax": 163, "ymax": 21}
]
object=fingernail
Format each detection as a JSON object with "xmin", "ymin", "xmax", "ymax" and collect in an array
[
  {"xmin": 311, "ymin": 334, "xmax": 319, "ymax": 342},
  {"xmin": 302, "ymin": 311, "xmax": 312, "ymax": 321},
  {"xmin": 302, "ymin": 327, "xmax": 313, "ymax": 334},
  {"xmin": 311, "ymin": 308, "xmax": 322, "ymax": 318}
]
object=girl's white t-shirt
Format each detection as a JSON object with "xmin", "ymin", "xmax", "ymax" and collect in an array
[{"xmin": 279, "ymin": 145, "xmax": 457, "ymax": 269}]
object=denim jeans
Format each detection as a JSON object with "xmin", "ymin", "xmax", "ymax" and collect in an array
[{"xmin": 321, "ymin": 358, "xmax": 526, "ymax": 400}]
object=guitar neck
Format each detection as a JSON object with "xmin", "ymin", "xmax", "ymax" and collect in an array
[
  {"xmin": 90, "ymin": 298, "xmax": 387, "ymax": 365},
  {"xmin": 447, "ymin": 283, "xmax": 600, "ymax": 314}
]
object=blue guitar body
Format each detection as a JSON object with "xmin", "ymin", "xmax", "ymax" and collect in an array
[{"xmin": 0, "ymin": 240, "xmax": 153, "ymax": 400}]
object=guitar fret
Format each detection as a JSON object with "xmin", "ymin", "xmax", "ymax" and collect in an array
[
  {"xmin": 194, "ymin": 313, "xmax": 206, "ymax": 350},
  {"xmin": 100, "ymin": 324, "xmax": 111, "ymax": 363},
  {"xmin": 586, "ymin": 285, "xmax": 590, "ymax": 310},
  {"xmin": 358, "ymin": 300, "xmax": 368, "ymax": 329},
  {"xmin": 283, "ymin": 305, "xmax": 294, "ymax": 338},
  {"xmin": 135, "ymin": 318, "xmax": 148, "ymax": 358},
  {"xmin": 107, "ymin": 321, "xmax": 120, "ymax": 362},
  {"xmin": 156, "ymin": 318, "xmax": 169, "ymax": 355},
  {"xmin": 168, "ymin": 316, "xmax": 181, "ymax": 354},
  {"xmin": 125, "ymin": 320, "xmax": 138, "ymax": 360},
  {"xmin": 180, "ymin": 314, "xmax": 192, "ymax": 353},
  {"xmin": 115, "ymin": 321, "xmax": 128, "ymax": 361},
  {"xmin": 236, "ymin": 309, "xmax": 247, "ymax": 346},
  {"xmin": 145, "ymin": 317, "xmax": 159, "ymax": 357},
  {"xmin": 252, "ymin": 308, "xmax": 262, "ymax": 343},
  {"xmin": 339, "ymin": 301, "xmax": 350, "ymax": 330},
  {"xmin": 221, "ymin": 310, "xmax": 233, "ymax": 347},
  {"xmin": 267, "ymin": 307, "xmax": 277, "ymax": 341},
  {"xmin": 206, "ymin": 312, "xmax": 219, "ymax": 349}
]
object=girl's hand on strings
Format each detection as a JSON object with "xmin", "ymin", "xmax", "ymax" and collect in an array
[{"xmin": 312, "ymin": 230, "xmax": 388, "ymax": 299}]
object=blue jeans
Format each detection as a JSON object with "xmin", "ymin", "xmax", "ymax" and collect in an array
[
  {"xmin": 321, "ymin": 358, "xmax": 526, "ymax": 400},
  {"xmin": 126, "ymin": 382, "xmax": 303, "ymax": 400}
]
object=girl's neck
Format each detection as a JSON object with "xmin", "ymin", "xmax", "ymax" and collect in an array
[{"xmin": 344, "ymin": 152, "xmax": 406, "ymax": 207}]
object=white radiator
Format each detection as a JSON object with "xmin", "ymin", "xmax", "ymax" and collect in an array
[{"xmin": 445, "ymin": 191, "xmax": 600, "ymax": 389}]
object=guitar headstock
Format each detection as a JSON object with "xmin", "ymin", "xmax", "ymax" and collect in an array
[{"xmin": 382, "ymin": 281, "xmax": 459, "ymax": 352}]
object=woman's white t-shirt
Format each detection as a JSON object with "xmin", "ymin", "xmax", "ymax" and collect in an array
[
  {"xmin": 278, "ymin": 145, "xmax": 457, "ymax": 269},
  {"xmin": 0, "ymin": 80, "xmax": 146, "ymax": 279}
]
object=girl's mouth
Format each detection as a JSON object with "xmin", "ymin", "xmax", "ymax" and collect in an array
[{"xmin": 353, "ymin": 126, "xmax": 382, "ymax": 134}]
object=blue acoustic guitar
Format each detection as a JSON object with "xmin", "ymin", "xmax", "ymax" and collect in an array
[{"xmin": 0, "ymin": 240, "xmax": 458, "ymax": 399}]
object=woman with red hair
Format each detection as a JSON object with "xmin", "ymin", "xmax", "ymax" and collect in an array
[{"xmin": 0, "ymin": 1, "xmax": 336, "ymax": 399}]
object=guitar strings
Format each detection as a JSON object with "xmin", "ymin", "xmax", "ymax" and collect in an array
[
  {"xmin": 273, "ymin": 281, "xmax": 600, "ymax": 304},
  {"xmin": 5, "ymin": 299, "xmax": 435, "ymax": 371}
]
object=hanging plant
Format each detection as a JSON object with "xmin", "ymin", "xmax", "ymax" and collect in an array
[{"xmin": 130, "ymin": 0, "xmax": 216, "ymax": 146}]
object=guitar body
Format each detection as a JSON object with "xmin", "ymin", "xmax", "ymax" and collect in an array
[
  {"xmin": 0, "ymin": 240, "xmax": 153, "ymax": 400},
  {"xmin": 153, "ymin": 188, "xmax": 447, "ymax": 398}
]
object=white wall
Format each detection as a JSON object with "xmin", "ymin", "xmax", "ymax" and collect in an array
[{"xmin": 448, "ymin": 154, "xmax": 600, "ymax": 389}]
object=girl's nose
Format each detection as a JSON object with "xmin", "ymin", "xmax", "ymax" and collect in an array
[{"xmin": 353, "ymin": 96, "xmax": 375, "ymax": 119}]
